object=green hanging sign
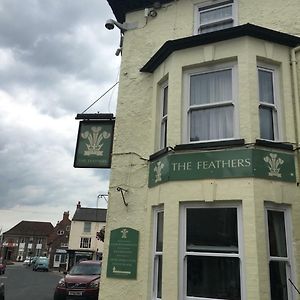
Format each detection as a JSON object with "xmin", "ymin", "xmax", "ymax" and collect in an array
[
  {"xmin": 107, "ymin": 227, "xmax": 139, "ymax": 279},
  {"xmin": 149, "ymin": 148, "xmax": 296, "ymax": 187},
  {"xmin": 74, "ymin": 117, "xmax": 114, "ymax": 168}
]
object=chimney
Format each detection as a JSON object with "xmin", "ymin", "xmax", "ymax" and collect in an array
[
  {"xmin": 63, "ymin": 211, "xmax": 69, "ymax": 220},
  {"xmin": 77, "ymin": 201, "xmax": 81, "ymax": 209}
]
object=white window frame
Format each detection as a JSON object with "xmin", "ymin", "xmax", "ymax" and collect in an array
[
  {"xmin": 80, "ymin": 237, "xmax": 91, "ymax": 249},
  {"xmin": 194, "ymin": 0, "xmax": 238, "ymax": 35},
  {"xmin": 257, "ymin": 65, "xmax": 282, "ymax": 141},
  {"xmin": 152, "ymin": 207, "xmax": 164, "ymax": 300},
  {"xmin": 265, "ymin": 204, "xmax": 296, "ymax": 300},
  {"xmin": 179, "ymin": 202, "xmax": 245, "ymax": 300},
  {"xmin": 83, "ymin": 222, "xmax": 92, "ymax": 233},
  {"xmin": 160, "ymin": 82, "xmax": 168, "ymax": 149},
  {"xmin": 183, "ymin": 62, "xmax": 239, "ymax": 143}
]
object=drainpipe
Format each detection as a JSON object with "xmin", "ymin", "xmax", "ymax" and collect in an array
[{"xmin": 291, "ymin": 45, "xmax": 300, "ymax": 183}]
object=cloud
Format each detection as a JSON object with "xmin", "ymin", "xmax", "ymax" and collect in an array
[{"xmin": 0, "ymin": 0, "xmax": 119, "ymax": 231}]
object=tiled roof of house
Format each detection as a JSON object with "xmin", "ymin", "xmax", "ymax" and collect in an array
[
  {"xmin": 72, "ymin": 208, "xmax": 107, "ymax": 222},
  {"xmin": 4, "ymin": 221, "xmax": 54, "ymax": 236}
]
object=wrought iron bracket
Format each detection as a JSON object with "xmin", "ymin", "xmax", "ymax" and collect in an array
[{"xmin": 116, "ymin": 187, "xmax": 128, "ymax": 206}]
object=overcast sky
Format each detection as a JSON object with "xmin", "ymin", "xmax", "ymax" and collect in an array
[{"xmin": 0, "ymin": 0, "xmax": 120, "ymax": 232}]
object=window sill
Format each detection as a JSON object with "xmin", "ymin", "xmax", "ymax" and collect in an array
[
  {"xmin": 255, "ymin": 139, "xmax": 293, "ymax": 151},
  {"xmin": 174, "ymin": 139, "xmax": 245, "ymax": 151}
]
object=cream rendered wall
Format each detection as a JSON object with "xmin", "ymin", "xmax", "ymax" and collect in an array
[
  {"xmin": 100, "ymin": 1, "xmax": 300, "ymax": 299},
  {"xmin": 68, "ymin": 221, "xmax": 105, "ymax": 254}
]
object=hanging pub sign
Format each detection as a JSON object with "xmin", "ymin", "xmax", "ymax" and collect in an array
[{"xmin": 74, "ymin": 114, "xmax": 115, "ymax": 168}]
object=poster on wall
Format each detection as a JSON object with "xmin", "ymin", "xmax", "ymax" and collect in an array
[
  {"xmin": 74, "ymin": 114, "xmax": 115, "ymax": 168},
  {"xmin": 106, "ymin": 227, "xmax": 139, "ymax": 279}
]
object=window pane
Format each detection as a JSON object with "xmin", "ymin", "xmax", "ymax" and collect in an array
[
  {"xmin": 84, "ymin": 222, "xmax": 91, "ymax": 233},
  {"xmin": 190, "ymin": 69, "xmax": 232, "ymax": 105},
  {"xmin": 200, "ymin": 5, "xmax": 232, "ymax": 24},
  {"xmin": 156, "ymin": 256, "xmax": 163, "ymax": 299},
  {"xmin": 187, "ymin": 256, "xmax": 240, "ymax": 299},
  {"xmin": 259, "ymin": 69, "xmax": 274, "ymax": 104},
  {"xmin": 186, "ymin": 208, "xmax": 238, "ymax": 253},
  {"xmin": 156, "ymin": 211, "xmax": 164, "ymax": 252},
  {"xmin": 201, "ymin": 21, "xmax": 233, "ymax": 33},
  {"xmin": 269, "ymin": 261, "xmax": 288, "ymax": 300},
  {"xmin": 260, "ymin": 107, "xmax": 274, "ymax": 140},
  {"xmin": 163, "ymin": 86, "xmax": 168, "ymax": 116},
  {"xmin": 268, "ymin": 210, "xmax": 287, "ymax": 257},
  {"xmin": 190, "ymin": 106, "xmax": 233, "ymax": 141}
]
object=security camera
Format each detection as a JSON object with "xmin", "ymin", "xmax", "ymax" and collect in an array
[
  {"xmin": 105, "ymin": 19, "xmax": 138, "ymax": 32},
  {"xmin": 105, "ymin": 19, "xmax": 115, "ymax": 30}
]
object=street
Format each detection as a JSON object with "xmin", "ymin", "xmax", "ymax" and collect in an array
[{"xmin": 0, "ymin": 262, "xmax": 63, "ymax": 300}]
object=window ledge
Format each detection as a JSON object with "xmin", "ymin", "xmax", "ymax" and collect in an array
[
  {"xmin": 255, "ymin": 139, "xmax": 294, "ymax": 151},
  {"xmin": 174, "ymin": 139, "xmax": 245, "ymax": 151},
  {"xmin": 149, "ymin": 147, "xmax": 170, "ymax": 161}
]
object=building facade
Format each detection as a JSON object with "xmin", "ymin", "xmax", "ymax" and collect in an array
[
  {"xmin": 67, "ymin": 202, "xmax": 106, "ymax": 270},
  {"xmin": 1, "ymin": 221, "xmax": 53, "ymax": 261},
  {"xmin": 100, "ymin": 1, "xmax": 300, "ymax": 300},
  {"xmin": 47, "ymin": 211, "xmax": 71, "ymax": 270}
]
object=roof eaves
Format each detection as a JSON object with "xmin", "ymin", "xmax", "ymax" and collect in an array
[
  {"xmin": 106, "ymin": 0, "xmax": 174, "ymax": 23},
  {"xmin": 140, "ymin": 23, "xmax": 300, "ymax": 73}
]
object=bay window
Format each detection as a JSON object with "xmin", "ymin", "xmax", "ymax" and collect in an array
[
  {"xmin": 258, "ymin": 66, "xmax": 280, "ymax": 141},
  {"xmin": 266, "ymin": 206, "xmax": 294, "ymax": 300},
  {"xmin": 186, "ymin": 64, "xmax": 237, "ymax": 142},
  {"xmin": 181, "ymin": 204, "xmax": 243, "ymax": 300},
  {"xmin": 160, "ymin": 83, "xmax": 168, "ymax": 149},
  {"xmin": 153, "ymin": 208, "xmax": 164, "ymax": 299}
]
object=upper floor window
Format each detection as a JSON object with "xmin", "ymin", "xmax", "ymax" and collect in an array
[
  {"xmin": 57, "ymin": 230, "xmax": 64, "ymax": 236},
  {"xmin": 80, "ymin": 237, "xmax": 91, "ymax": 249},
  {"xmin": 84, "ymin": 222, "xmax": 91, "ymax": 233},
  {"xmin": 258, "ymin": 66, "xmax": 280, "ymax": 141},
  {"xmin": 185, "ymin": 63, "xmax": 237, "ymax": 142},
  {"xmin": 160, "ymin": 83, "xmax": 168, "ymax": 149},
  {"xmin": 195, "ymin": 0, "xmax": 237, "ymax": 34}
]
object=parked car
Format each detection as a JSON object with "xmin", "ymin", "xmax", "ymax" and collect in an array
[
  {"xmin": 32, "ymin": 257, "xmax": 49, "ymax": 272},
  {"xmin": 23, "ymin": 257, "xmax": 31, "ymax": 266},
  {"xmin": 30, "ymin": 256, "xmax": 38, "ymax": 266},
  {"xmin": 0, "ymin": 283, "xmax": 4, "ymax": 300},
  {"xmin": 54, "ymin": 260, "xmax": 101, "ymax": 300},
  {"xmin": 0, "ymin": 260, "xmax": 6, "ymax": 275}
]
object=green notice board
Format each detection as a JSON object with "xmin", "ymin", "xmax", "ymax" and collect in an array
[{"xmin": 107, "ymin": 227, "xmax": 139, "ymax": 279}]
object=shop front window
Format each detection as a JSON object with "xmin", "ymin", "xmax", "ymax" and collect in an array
[
  {"xmin": 266, "ymin": 207, "xmax": 294, "ymax": 300},
  {"xmin": 153, "ymin": 208, "xmax": 164, "ymax": 299},
  {"xmin": 181, "ymin": 204, "xmax": 242, "ymax": 299}
]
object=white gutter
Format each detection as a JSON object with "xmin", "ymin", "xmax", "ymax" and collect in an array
[{"xmin": 291, "ymin": 45, "xmax": 300, "ymax": 182}]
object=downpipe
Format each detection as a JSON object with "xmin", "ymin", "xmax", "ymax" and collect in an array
[{"xmin": 290, "ymin": 46, "xmax": 300, "ymax": 183}]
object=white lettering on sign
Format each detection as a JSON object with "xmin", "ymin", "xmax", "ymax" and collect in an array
[
  {"xmin": 197, "ymin": 158, "xmax": 251, "ymax": 170},
  {"xmin": 172, "ymin": 161, "xmax": 192, "ymax": 171}
]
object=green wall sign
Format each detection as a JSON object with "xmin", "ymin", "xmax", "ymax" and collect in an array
[
  {"xmin": 74, "ymin": 120, "xmax": 114, "ymax": 168},
  {"xmin": 149, "ymin": 148, "xmax": 295, "ymax": 187},
  {"xmin": 107, "ymin": 227, "xmax": 139, "ymax": 279}
]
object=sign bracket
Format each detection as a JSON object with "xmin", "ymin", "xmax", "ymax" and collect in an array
[{"xmin": 117, "ymin": 186, "xmax": 128, "ymax": 206}]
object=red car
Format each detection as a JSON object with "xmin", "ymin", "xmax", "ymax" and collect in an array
[
  {"xmin": 0, "ymin": 259, "xmax": 6, "ymax": 275},
  {"xmin": 54, "ymin": 260, "xmax": 101, "ymax": 300}
]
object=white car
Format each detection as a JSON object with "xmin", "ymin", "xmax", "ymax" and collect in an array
[{"xmin": 23, "ymin": 257, "xmax": 31, "ymax": 266}]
